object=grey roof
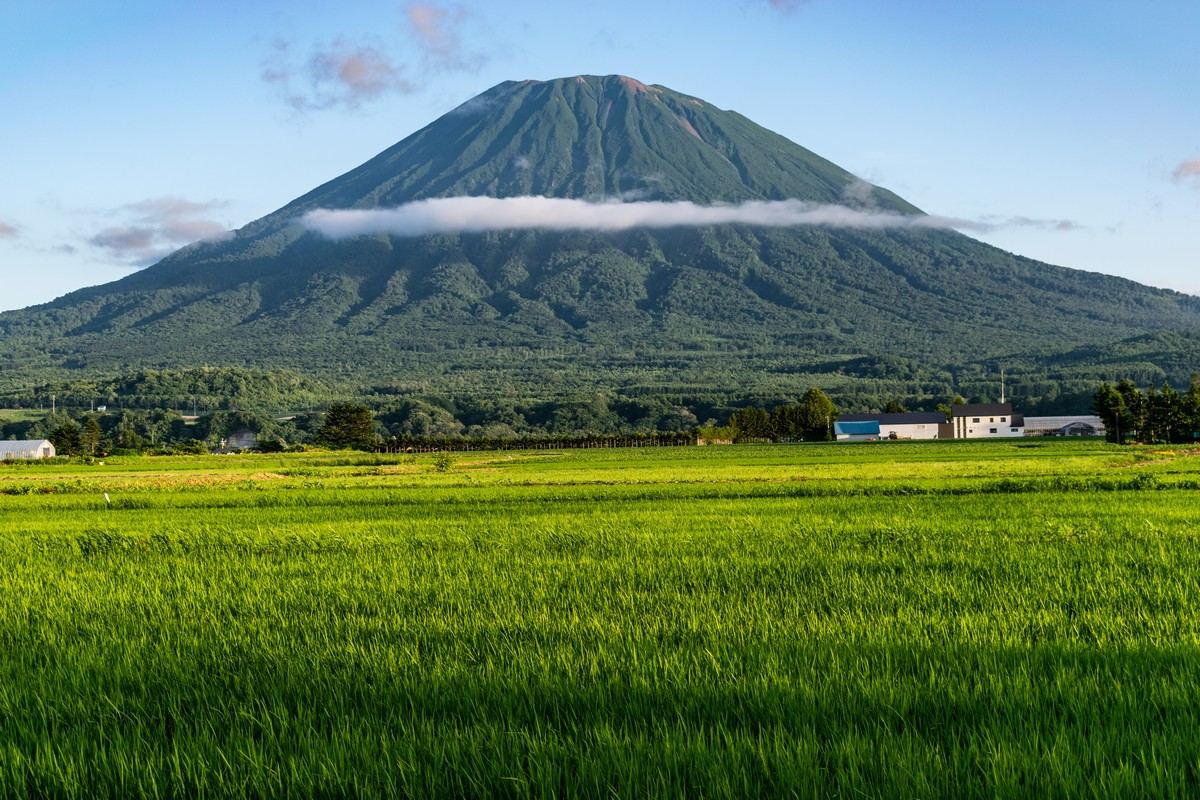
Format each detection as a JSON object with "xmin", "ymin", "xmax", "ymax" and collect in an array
[
  {"xmin": 951, "ymin": 403, "xmax": 1014, "ymax": 417},
  {"xmin": 839, "ymin": 412, "xmax": 946, "ymax": 425},
  {"xmin": 1024, "ymin": 415, "xmax": 1104, "ymax": 428}
]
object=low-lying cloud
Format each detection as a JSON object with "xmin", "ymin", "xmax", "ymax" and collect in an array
[
  {"xmin": 300, "ymin": 196, "xmax": 1068, "ymax": 239},
  {"xmin": 0, "ymin": 216, "xmax": 19, "ymax": 238},
  {"xmin": 89, "ymin": 197, "xmax": 230, "ymax": 266}
]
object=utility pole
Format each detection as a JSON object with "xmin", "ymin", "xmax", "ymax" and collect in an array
[
  {"xmin": 51, "ymin": 394, "xmax": 56, "ymax": 415},
  {"xmin": 1000, "ymin": 368, "xmax": 1006, "ymax": 405}
]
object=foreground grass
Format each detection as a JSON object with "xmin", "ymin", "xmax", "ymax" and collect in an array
[{"xmin": 1, "ymin": 440, "xmax": 1199, "ymax": 797}]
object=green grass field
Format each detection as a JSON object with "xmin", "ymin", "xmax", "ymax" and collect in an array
[
  {"xmin": 2, "ymin": 440, "xmax": 1200, "ymax": 798},
  {"xmin": 0, "ymin": 408, "xmax": 43, "ymax": 424}
]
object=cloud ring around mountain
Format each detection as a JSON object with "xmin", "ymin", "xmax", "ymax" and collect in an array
[{"xmin": 301, "ymin": 196, "xmax": 990, "ymax": 239}]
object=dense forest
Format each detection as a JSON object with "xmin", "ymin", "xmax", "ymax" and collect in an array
[{"xmin": 5, "ymin": 366, "xmax": 1197, "ymax": 455}]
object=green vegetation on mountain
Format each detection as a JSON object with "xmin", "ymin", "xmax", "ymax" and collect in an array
[{"xmin": 2, "ymin": 75, "xmax": 1197, "ymax": 406}]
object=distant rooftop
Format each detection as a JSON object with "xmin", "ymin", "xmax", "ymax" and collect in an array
[
  {"xmin": 839, "ymin": 412, "xmax": 946, "ymax": 425},
  {"xmin": 951, "ymin": 403, "xmax": 1014, "ymax": 417}
]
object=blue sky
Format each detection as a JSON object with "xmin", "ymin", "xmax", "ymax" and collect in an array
[{"xmin": 1, "ymin": 0, "xmax": 1197, "ymax": 311}]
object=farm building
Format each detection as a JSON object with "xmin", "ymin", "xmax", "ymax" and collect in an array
[
  {"xmin": 0, "ymin": 440, "xmax": 56, "ymax": 460},
  {"xmin": 834, "ymin": 419, "xmax": 882, "ymax": 441},
  {"xmin": 220, "ymin": 429, "xmax": 259, "ymax": 451},
  {"xmin": 950, "ymin": 403, "xmax": 1024, "ymax": 438},
  {"xmin": 1023, "ymin": 415, "xmax": 1105, "ymax": 437},
  {"xmin": 835, "ymin": 412, "xmax": 946, "ymax": 441}
]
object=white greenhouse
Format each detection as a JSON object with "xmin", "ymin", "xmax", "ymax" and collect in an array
[{"xmin": 0, "ymin": 440, "xmax": 57, "ymax": 460}]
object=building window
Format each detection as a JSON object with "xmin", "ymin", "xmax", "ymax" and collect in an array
[
  {"xmin": 990, "ymin": 417, "xmax": 995, "ymax": 422},
  {"xmin": 989, "ymin": 428, "xmax": 998, "ymax": 434},
  {"xmin": 1000, "ymin": 417, "xmax": 1007, "ymax": 422},
  {"xmin": 972, "ymin": 417, "xmax": 980, "ymax": 423},
  {"xmin": 1011, "ymin": 428, "xmax": 1019, "ymax": 432}
]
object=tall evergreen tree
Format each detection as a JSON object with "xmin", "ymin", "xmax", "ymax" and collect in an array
[
  {"xmin": 1185, "ymin": 375, "xmax": 1200, "ymax": 442},
  {"xmin": 48, "ymin": 422, "xmax": 81, "ymax": 456},
  {"xmin": 730, "ymin": 407, "xmax": 771, "ymax": 442},
  {"xmin": 81, "ymin": 417, "xmax": 101, "ymax": 456},
  {"xmin": 317, "ymin": 403, "xmax": 377, "ymax": 450},
  {"xmin": 1091, "ymin": 383, "xmax": 1126, "ymax": 443},
  {"xmin": 1115, "ymin": 380, "xmax": 1146, "ymax": 442},
  {"xmin": 769, "ymin": 404, "xmax": 804, "ymax": 441},
  {"xmin": 1151, "ymin": 385, "xmax": 1184, "ymax": 443}
]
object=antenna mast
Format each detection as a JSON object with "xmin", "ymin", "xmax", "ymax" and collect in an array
[{"xmin": 1000, "ymin": 368, "xmax": 1006, "ymax": 405}]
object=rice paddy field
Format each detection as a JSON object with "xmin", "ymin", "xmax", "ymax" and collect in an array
[{"xmin": 2, "ymin": 439, "xmax": 1200, "ymax": 798}]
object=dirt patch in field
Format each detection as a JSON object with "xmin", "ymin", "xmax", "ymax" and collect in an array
[{"xmin": 149, "ymin": 471, "xmax": 290, "ymax": 488}]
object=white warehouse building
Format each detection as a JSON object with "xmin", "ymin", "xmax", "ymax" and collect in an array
[
  {"xmin": 950, "ymin": 403, "xmax": 1024, "ymax": 438},
  {"xmin": 835, "ymin": 412, "xmax": 947, "ymax": 441}
]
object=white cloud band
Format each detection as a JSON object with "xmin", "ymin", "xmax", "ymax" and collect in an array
[{"xmin": 301, "ymin": 196, "xmax": 996, "ymax": 239}]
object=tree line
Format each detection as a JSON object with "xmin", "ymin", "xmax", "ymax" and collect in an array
[
  {"xmin": 696, "ymin": 388, "xmax": 839, "ymax": 443},
  {"xmin": 1092, "ymin": 377, "xmax": 1200, "ymax": 444},
  {"xmin": 3, "ymin": 390, "xmax": 842, "ymax": 457},
  {"xmin": 18, "ymin": 377, "xmax": 1194, "ymax": 456}
]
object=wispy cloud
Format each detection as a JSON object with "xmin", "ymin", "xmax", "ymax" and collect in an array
[
  {"xmin": 262, "ymin": 4, "xmax": 487, "ymax": 113},
  {"xmin": 766, "ymin": 0, "xmax": 815, "ymax": 11},
  {"xmin": 405, "ymin": 3, "xmax": 487, "ymax": 72},
  {"xmin": 840, "ymin": 178, "xmax": 879, "ymax": 208},
  {"xmin": 1172, "ymin": 158, "xmax": 1200, "ymax": 185},
  {"xmin": 982, "ymin": 215, "xmax": 1083, "ymax": 232},
  {"xmin": 299, "ymin": 196, "xmax": 1073, "ymax": 239},
  {"xmin": 262, "ymin": 39, "xmax": 414, "ymax": 112},
  {"xmin": 0, "ymin": 216, "xmax": 19, "ymax": 238},
  {"xmin": 89, "ymin": 197, "xmax": 230, "ymax": 266}
]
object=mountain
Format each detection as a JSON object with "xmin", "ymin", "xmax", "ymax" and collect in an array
[{"xmin": 3, "ymin": 74, "xmax": 1198, "ymax": 405}]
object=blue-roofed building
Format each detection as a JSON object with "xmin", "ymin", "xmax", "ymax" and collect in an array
[
  {"xmin": 835, "ymin": 412, "xmax": 948, "ymax": 441},
  {"xmin": 834, "ymin": 419, "xmax": 881, "ymax": 440}
]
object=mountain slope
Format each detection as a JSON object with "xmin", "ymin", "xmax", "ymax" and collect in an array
[{"xmin": 2, "ymin": 75, "xmax": 1198, "ymax": 401}]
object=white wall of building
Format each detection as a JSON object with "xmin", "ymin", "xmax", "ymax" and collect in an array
[
  {"xmin": 952, "ymin": 413, "xmax": 1024, "ymax": 439},
  {"xmin": 878, "ymin": 422, "xmax": 940, "ymax": 440}
]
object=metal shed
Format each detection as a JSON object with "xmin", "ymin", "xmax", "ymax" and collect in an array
[{"xmin": 834, "ymin": 420, "xmax": 881, "ymax": 440}]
